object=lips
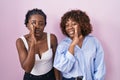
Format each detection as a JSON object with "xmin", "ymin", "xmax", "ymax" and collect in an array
[
  {"xmin": 69, "ymin": 31, "xmax": 74, "ymax": 34},
  {"xmin": 35, "ymin": 29, "xmax": 41, "ymax": 34},
  {"xmin": 68, "ymin": 30, "xmax": 75, "ymax": 35}
]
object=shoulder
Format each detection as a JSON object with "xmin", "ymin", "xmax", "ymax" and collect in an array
[
  {"xmin": 50, "ymin": 33, "xmax": 57, "ymax": 40},
  {"xmin": 49, "ymin": 33, "xmax": 58, "ymax": 46},
  {"xmin": 57, "ymin": 37, "xmax": 70, "ymax": 50},
  {"xmin": 16, "ymin": 35, "xmax": 28, "ymax": 46},
  {"xmin": 16, "ymin": 36, "xmax": 25, "ymax": 47},
  {"xmin": 85, "ymin": 35, "xmax": 102, "ymax": 47},
  {"xmin": 16, "ymin": 37, "xmax": 23, "ymax": 45},
  {"xmin": 59, "ymin": 37, "xmax": 71, "ymax": 45},
  {"xmin": 88, "ymin": 35, "xmax": 100, "ymax": 43},
  {"xmin": 49, "ymin": 33, "xmax": 57, "ymax": 42},
  {"xmin": 85, "ymin": 35, "xmax": 98, "ymax": 42}
]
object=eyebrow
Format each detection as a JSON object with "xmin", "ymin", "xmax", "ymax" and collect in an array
[{"xmin": 31, "ymin": 20, "xmax": 44, "ymax": 22}]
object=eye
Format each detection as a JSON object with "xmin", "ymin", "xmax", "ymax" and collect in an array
[
  {"xmin": 38, "ymin": 22, "xmax": 44, "ymax": 26},
  {"xmin": 65, "ymin": 24, "xmax": 69, "ymax": 27},
  {"xmin": 72, "ymin": 23, "xmax": 77, "ymax": 26},
  {"xmin": 65, "ymin": 24, "xmax": 70, "ymax": 29},
  {"xmin": 31, "ymin": 21, "xmax": 36, "ymax": 26}
]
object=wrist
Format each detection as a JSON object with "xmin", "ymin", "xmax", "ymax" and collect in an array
[
  {"xmin": 70, "ymin": 43, "xmax": 76, "ymax": 48},
  {"xmin": 68, "ymin": 44, "xmax": 75, "ymax": 55}
]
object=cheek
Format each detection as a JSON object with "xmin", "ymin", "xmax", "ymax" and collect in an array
[
  {"xmin": 26, "ymin": 26, "xmax": 30, "ymax": 31},
  {"xmin": 65, "ymin": 28, "xmax": 68, "ymax": 33},
  {"xmin": 26, "ymin": 24, "xmax": 30, "ymax": 30},
  {"xmin": 27, "ymin": 26, "xmax": 32, "ymax": 31},
  {"xmin": 40, "ymin": 27, "xmax": 45, "ymax": 31}
]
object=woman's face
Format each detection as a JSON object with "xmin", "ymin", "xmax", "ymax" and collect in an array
[
  {"xmin": 65, "ymin": 19, "xmax": 81, "ymax": 38},
  {"xmin": 27, "ymin": 14, "xmax": 45, "ymax": 37}
]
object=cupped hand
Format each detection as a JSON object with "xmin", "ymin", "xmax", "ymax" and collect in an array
[
  {"xmin": 29, "ymin": 23, "xmax": 37, "ymax": 45},
  {"xmin": 71, "ymin": 25, "xmax": 79, "ymax": 46}
]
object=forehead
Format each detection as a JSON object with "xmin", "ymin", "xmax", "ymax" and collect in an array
[
  {"xmin": 29, "ymin": 14, "xmax": 44, "ymax": 21},
  {"xmin": 66, "ymin": 18, "xmax": 77, "ymax": 23}
]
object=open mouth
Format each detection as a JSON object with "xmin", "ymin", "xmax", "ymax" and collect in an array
[
  {"xmin": 35, "ymin": 29, "xmax": 40, "ymax": 34},
  {"xmin": 68, "ymin": 30, "xmax": 75, "ymax": 35}
]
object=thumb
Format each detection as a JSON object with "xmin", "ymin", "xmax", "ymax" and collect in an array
[{"xmin": 30, "ymin": 23, "xmax": 35, "ymax": 34}]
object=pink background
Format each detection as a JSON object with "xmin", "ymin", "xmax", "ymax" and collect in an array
[{"xmin": 0, "ymin": 0, "xmax": 120, "ymax": 80}]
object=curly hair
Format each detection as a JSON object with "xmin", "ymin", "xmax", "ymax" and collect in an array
[
  {"xmin": 60, "ymin": 10, "xmax": 92, "ymax": 37},
  {"xmin": 24, "ymin": 8, "xmax": 47, "ymax": 26}
]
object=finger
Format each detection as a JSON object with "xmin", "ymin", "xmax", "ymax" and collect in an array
[
  {"xmin": 79, "ymin": 35, "xmax": 83, "ymax": 40},
  {"xmin": 74, "ymin": 25, "xmax": 78, "ymax": 37},
  {"xmin": 30, "ymin": 23, "xmax": 35, "ymax": 34},
  {"xmin": 31, "ymin": 23, "xmax": 34, "ymax": 31}
]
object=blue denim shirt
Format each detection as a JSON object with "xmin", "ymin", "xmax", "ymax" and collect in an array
[{"xmin": 54, "ymin": 35, "xmax": 106, "ymax": 80}]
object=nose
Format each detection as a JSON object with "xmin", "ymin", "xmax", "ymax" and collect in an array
[
  {"xmin": 35, "ymin": 25, "xmax": 39, "ymax": 28},
  {"xmin": 33, "ymin": 23, "xmax": 39, "ymax": 28},
  {"xmin": 66, "ymin": 25, "xmax": 73, "ymax": 30}
]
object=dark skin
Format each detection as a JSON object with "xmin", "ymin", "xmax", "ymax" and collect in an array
[
  {"xmin": 65, "ymin": 19, "xmax": 84, "ymax": 55},
  {"xmin": 16, "ymin": 14, "xmax": 60, "ymax": 80}
]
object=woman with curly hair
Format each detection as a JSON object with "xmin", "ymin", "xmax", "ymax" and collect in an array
[{"xmin": 54, "ymin": 10, "xmax": 106, "ymax": 80}]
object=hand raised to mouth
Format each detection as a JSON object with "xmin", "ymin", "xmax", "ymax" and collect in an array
[
  {"xmin": 72, "ymin": 25, "xmax": 79, "ymax": 46},
  {"xmin": 29, "ymin": 22, "xmax": 37, "ymax": 45}
]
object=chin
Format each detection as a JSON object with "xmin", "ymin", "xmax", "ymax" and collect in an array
[
  {"xmin": 69, "ymin": 35, "xmax": 74, "ymax": 38},
  {"xmin": 35, "ymin": 34, "xmax": 41, "ymax": 37}
]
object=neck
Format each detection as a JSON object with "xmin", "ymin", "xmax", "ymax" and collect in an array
[
  {"xmin": 35, "ymin": 35, "xmax": 44, "ymax": 41},
  {"xmin": 27, "ymin": 33, "xmax": 45, "ymax": 41}
]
